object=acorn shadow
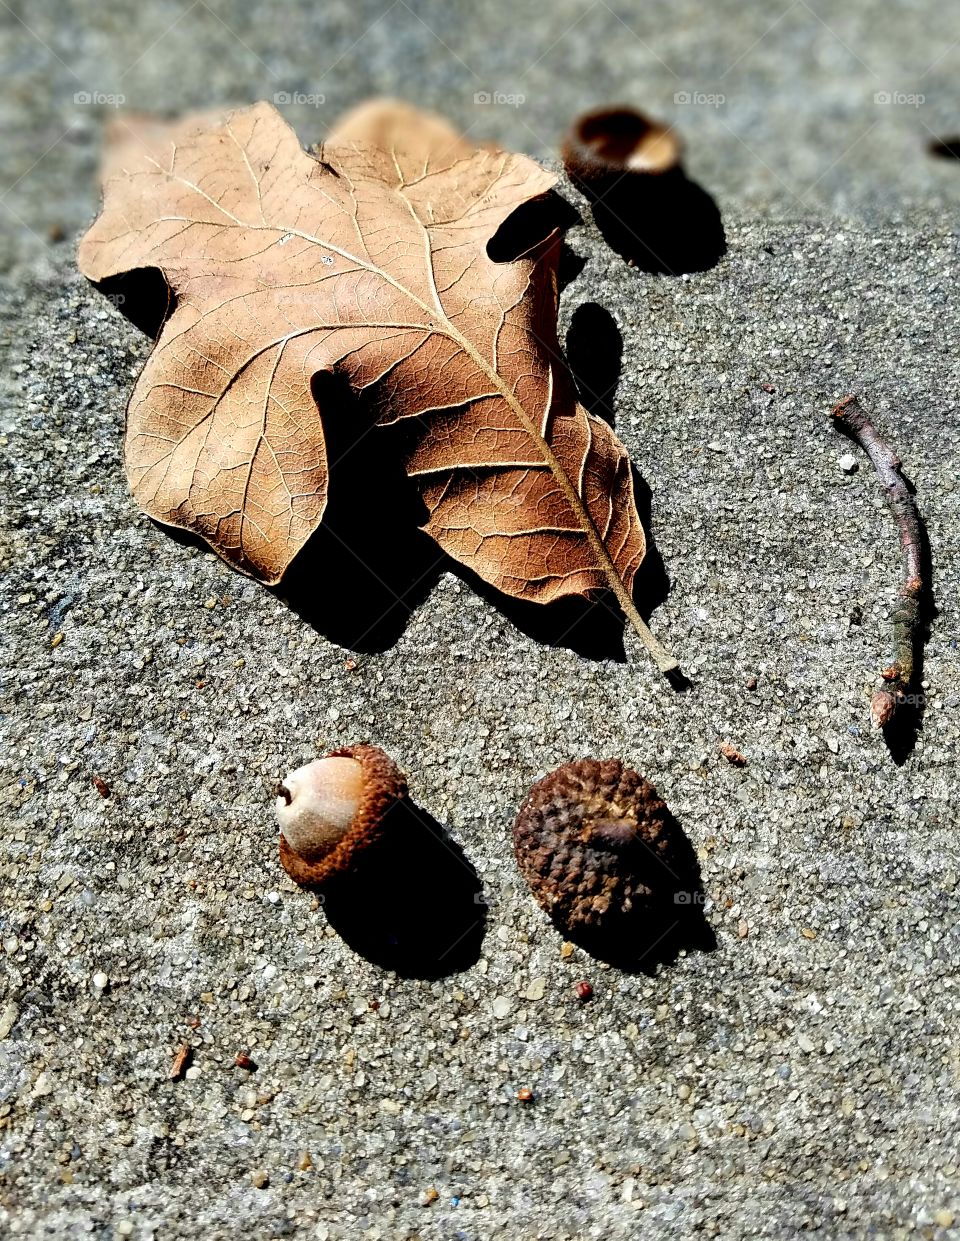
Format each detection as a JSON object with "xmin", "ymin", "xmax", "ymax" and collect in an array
[
  {"xmin": 314, "ymin": 800, "xmax": 486, "ymax": 979},
  {"xmin": 556, "ymin": 809, "xmax": 715, "ymax": 974},
  {"xmin": 586, "ymin": 169, "xmax": 726, "ymax": 276}
]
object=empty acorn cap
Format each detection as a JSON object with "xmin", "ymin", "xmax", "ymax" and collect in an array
[
  {"xmin": 561, "ymin": 105, "xmax": 683, "ymax": 186},
  {"xmin": 513, "ymin": 758, "xmax": 677, "ymax": 933},
  {"xmin": 276, "ymin": 744, "xmax": 406, "ymax": 886}
]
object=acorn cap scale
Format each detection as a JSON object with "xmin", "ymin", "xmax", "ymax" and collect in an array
[
  {"xmin": 277, "ymin": 744, "xmax": 406, "ymax": 886},
  {"xmin": 513, "ymin": 758, "xmax": 677, "ymax": 933}
]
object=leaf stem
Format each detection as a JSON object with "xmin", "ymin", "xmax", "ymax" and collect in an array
[{"xmin": 452, "ymin": 328, "xmax": 679, "ymax": 674}]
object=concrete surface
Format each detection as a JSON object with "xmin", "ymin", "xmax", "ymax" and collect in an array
[{"xmin": 2, "ymin": 1, "xmax": 960, "ymax": 1238}]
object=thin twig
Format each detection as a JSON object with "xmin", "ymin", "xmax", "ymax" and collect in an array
[{"xmin": 832, "ymin": 395, "xmax": 927, "ymax": 728}]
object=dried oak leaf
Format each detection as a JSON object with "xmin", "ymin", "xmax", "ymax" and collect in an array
[{"xmin": 78, "ymin": 100, "xmax": 674, "ymax": 669}]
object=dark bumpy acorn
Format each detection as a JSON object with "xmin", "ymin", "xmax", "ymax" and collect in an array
[
  {"xmin": 276, "ymin": 744, "xmax": 407, "ymax": 886},
  {"xmin": 513, "ymin": 759, "xmax": 678, "ymax": 933}
]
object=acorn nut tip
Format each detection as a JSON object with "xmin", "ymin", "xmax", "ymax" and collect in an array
[{"xmin": 276, "ymin": 744, "xmax": 406, "ymax": 887}]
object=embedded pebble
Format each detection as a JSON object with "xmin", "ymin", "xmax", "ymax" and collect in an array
[
  {"xmin": 523, "ymin": 978, "xmax": 547, "ymax": 1001},
  {"xmin": 0, "ymin": 1003, "xmax": 18, "ymax": 1040}
]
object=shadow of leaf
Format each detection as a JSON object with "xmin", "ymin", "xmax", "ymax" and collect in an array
[{"xmin": 279, "ymin": 373, "xmax": 445, "ymax": 652}]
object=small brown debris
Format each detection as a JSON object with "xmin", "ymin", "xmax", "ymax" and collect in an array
[
  {"xmin": 234, "ymin": 1050, "xmax": 257, "ymax": 1071},
  {"xmin": 516, "ymin": 1087, "xmax": 535, "ymax": 1103},
  {"xmin": 422, "ymin": 1187, "xmax": 440, "ymax": 1206},
  {"xmin": 168, "ymin": 1042, "xmax": 192, "ymax": 1080},
  {"xmin": 560, "ymin": 941, "xmax": 575, "ymax": 959},
  {"xmin": 50, "ymin": 632, "xmax": 64, "ymax": 649},
  {"xmin": 575, "ymin": 981, "xmax": 593, "ymax": 1001},
  {"xmin": 92, "ymin": 776, "xmax": 111, "ymax": 799},
  {"xmin": 186, "ymin": 1014, "xmax": 201, "ymax": 1029},
  {"xmin": 344, "ymin": 658, "xmax": 358, "ymax": 671},
  {"xmin": 718, "ymin": 742, "xmax": 747, "ymax": 767},
  {"xmin": 296, "ymin": 1151, "xmax": 313, "ymax": 1172},
  {"xmin": 48, "ymin": 223, "xmax": 66, "ymax": 243},
  {"xmin": 800, "ymin": 927, "xmax": 817, "ymax": 940},
  {"xmin": 250, "ymin": 1169, "xmax": 270, "ymax": 1189},
  {"xmin": 761, "ymin": 383, "xmax": 776, "ymax": 394},
  {"xmin": 745, "ymin": 675, "xmax": 758, "ymax": 690},
  {"xmin": 737, "ymin": 921, "xmax": 749, "ymax": 939}
]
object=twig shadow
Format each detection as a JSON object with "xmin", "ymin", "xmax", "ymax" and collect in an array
[
  {"xmin": 314, "ymin": 800, "xmax": 486, "ymax": 979},
  {"xmin": 879, "ymin": 483, "xmax": 935, "ymax": 764},
  {"xmin": 555, "ymin": 809, "xmax": 716, "ymax": 974}
]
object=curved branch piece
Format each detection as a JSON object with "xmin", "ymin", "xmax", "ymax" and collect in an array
[{"xmin": 832, "ymin": 395, "xmax": 929, "ymax": 728}]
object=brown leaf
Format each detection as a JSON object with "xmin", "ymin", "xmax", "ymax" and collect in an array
[
  {"xmin": 78, "ymin": 101, "xmax": 675, "ymax": 669},
  {"xmin": 97, "ymin": 107, "xmax": 231, "ymax": 182},
  {"xmin": 326, "ymin": 97, "xmax": 479, "ymax": 163}
]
